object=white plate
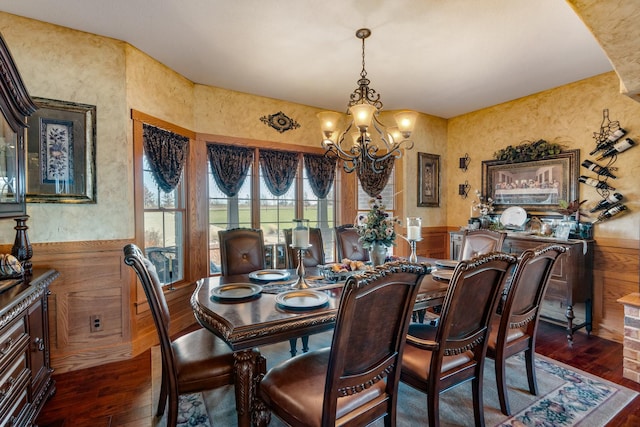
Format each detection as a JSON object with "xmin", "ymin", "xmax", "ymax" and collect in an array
[
  {"xmin": 248, "ymin": 269, "xmax": 291, "ymax": 282},
  {"xmin": 432, "ymin": 269, "xmax": 454, "ymax": 282},
  {"xmin": 500, "ymin": 206, "xmax": 528, "ymax": 228},
  {"xmin": 275, "ymin": 289, "xmax": 329, "ymax": 311},
  {"xmin": 211, "ymin": 283, "xmax": 262, "ymax": 301},
  {"xmin": 434, "ymin": 259, "xmax": 459, "ymax": 269}
]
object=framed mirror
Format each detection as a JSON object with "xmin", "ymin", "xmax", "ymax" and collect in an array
[{"xmin": 0, "ymin": 32, "xmax": 38, "ymax": 218}]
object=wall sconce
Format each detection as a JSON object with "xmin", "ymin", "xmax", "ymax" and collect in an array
[
  {"xmin": 459, "ymin": 180, "xmax": 471, "ymax": 199},
  {"xmin": 459, "ymin": 153, "xmax": 470, "ymax": 172}
]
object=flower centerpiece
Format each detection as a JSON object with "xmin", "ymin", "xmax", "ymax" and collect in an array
[
  {"xmin": 472, "ymin": 190, "xmax": 494, "ymax": 228},
  {"xmin": 355, "ymin": 195, "xmax": 401, "ymax": 265}
]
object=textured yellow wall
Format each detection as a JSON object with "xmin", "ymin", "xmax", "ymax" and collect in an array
[
  {"xmin": 447, "ymin": 71, "xmax": 640, "ymax": 240},
  {"xmin": 0, "ymin": 11, "xmax": 637, "ymax": 245},
  {"xmin": 0, "ymin": 13, "xmax": 129, "ymax": 243}
]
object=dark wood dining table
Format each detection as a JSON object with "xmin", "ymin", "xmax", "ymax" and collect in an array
[{"xmin": 191, "ymin": 263, "xmax": 448, "ymax": 427}]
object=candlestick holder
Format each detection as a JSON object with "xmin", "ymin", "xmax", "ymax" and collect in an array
[
  {"xmin": 408, "ymin": 239, "xmax": 422, "ymax": 263},
  {"xmin": 290, "ymin": 244, "xmax": 312, "ymax": 289},
  {"xmin": 11, "ymin": 215, "xmax": 33, "ymax": 276}
]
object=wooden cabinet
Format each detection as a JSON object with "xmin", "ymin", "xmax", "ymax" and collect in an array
[
  {"xmin": 450, "ymin": 231, "xmax": 594, "ymax": 342},
  {"xmin": 0, "ymin": 269, "xmax": 58, "ymax": 426}
]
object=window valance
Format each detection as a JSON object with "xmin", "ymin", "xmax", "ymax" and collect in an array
[
  {"xmin": 357, "ymin": 157, "xmax": 394, "ymax": 198},
  {"xmin": 207, "ymin": 143, "xmax": 254, "ymax": 197},
  {"xmin": 259, "ymin": 149, "xmax": 299, "ymax": 196},
  {"xmin": 303, "ymin": 153, "xmax": 336, "ymax": 199},
  {"xmin": 142, "ymin": 124, "xmax": 188, "ymax": 192}
]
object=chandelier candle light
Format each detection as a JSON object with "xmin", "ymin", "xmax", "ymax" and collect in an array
[
  {"xmin": 406, "ymin": 217, "xmax": 422, "ymax": 263},
  {"xmin": 290, "ymin": 219, "xmax": 311, "ymax": 289},
  {"xmin": 319, "ymin": 28, "xmax": 417, "ymax": 174}
]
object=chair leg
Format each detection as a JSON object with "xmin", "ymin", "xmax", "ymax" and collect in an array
[
  {"xmin": 167, "ymin": 392, "xmax": 179, "ymax": 427},
  {"xmin": 495, "ymin": 354, "xmax": 511, "ymax": 416},
  {"xmin": 157, "ymin": 373, "xmax": 168, "ymax": 416},
  {"xmin": 427, "ymin": 390, "xmax": 440, "ymax": 427},
  {"xmin": 289, "ymin": 338, "xmax": 298, "ymax": 357},
  {"xmin": 301, "ymin": 335, "xmax": 310, "ymax": 352},
  {"xmin": 472, "ymin": 376, "xmax": 486, "ymax": 427},
  {"xmin": 525, "ymin": 348, "xmax": 539, "ymax": 395}
]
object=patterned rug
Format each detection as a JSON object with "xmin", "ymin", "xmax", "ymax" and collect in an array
[{"xmin": 152, "ymin": 331, "xmax": 637, "ymax": 426}]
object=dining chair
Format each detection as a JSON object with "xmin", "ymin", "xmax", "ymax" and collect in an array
[
  {"xmin": 123, "ymin": 243, "xmax": 265, "ymax": 427},
  {"xmin": 334, "ymin": 224, "xmax": 370, "ymax": 262},
  {"xmin": 257, "ymin": 261, "xmax": 431, "ymax": 427},
  {"xmin": 486, "ymin": 243, "xmax": 567, "ymax": 415},
  {"xmin": 283, "ymin": 227, "xmax": 326, "ymax": 268},
  {"xmin": 400, "ymin": 252, "xmax": 517, "ymax": 427},
  {"xmin": 283, "ymin": 227, "xmax": 326, "ymax": 357},
  {"xmin": 457, "ymin": 229, "xmax": 507, "ymax": 260},
  {"xmin": 218, "ymin": 227, "xmax": 266, "ymax": 276}
]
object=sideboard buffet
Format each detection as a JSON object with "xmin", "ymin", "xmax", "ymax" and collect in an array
[
  {"xmin": 450, "ymin": 231, "xmax": 594, "ymax": 342},
  {"xmin": 0, "ymin": 269, "xmax": 58, "ymax": 426}
]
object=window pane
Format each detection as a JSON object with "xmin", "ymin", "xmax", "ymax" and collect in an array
[
  {"xmin": 208, "ymin": 164, "xmax": 253, "ymax": 273},
  {"xmin": 143, "ymin": 154, "xmax": 185, "ymax": 286},
  {"xmin": 303, "ymin": 168, "xmax": 335, "ymax": 262},
  {"xmin": 144, "ymin": 210, "xmax": 184, "ymax": 285},
  {"xmin": 259, "ymin": 167, "xmax": 295, "ymax": 247}
]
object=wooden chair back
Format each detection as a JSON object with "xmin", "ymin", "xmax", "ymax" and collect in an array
[
  {"xmin": 218, "ymin": 227, "xmax": 266, "ymax": 275},
  {"xmin": 458, "ymin": 229, "xmax": 507, "ymax": 260},
  {"xmin": 334, "ymin": 224, "xmax": 369, "ymax": 262},
  {"xmin": 488, "ymin": 243, "xmax": 567, "ymax": 415},
  {"xmin": 400, "ymin": 252, "xmax": 517, "ymax": 426},
  {"xmin": 283, "ymin": 227, "xmax": 326, "ymax": 268}
]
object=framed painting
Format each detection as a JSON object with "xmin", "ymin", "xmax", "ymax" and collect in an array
[
  {"xmin": 482, "ymin": 149, "xmax": 579, "ymax": 215},
  {"xmin": 417, "ymin": 152, "xmax": 440, "ymax": 207},
  {"xmin": 26, "ymin": 97, "xmax": 96, "ymax": 203}
]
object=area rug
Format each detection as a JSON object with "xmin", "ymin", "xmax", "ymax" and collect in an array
[{"xmin": 152, "ymin": 331, "xmax": 637, "ymax": 426}]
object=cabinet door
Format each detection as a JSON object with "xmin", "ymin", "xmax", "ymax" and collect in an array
[{"xmin": 27, "ymin": 298, "xmax": 48, "ymax": 398}]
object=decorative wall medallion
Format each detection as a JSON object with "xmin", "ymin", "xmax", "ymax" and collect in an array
[{"xmin": 260, "ymin": 111, "xmax": 300, "ymax": 133}]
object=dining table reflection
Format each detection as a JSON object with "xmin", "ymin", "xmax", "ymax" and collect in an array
[{"xmin": 191, "ymin": 262, "xmax": 450, "ymax": 427}]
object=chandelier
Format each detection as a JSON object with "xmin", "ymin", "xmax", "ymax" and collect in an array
[{"xmin": 319, "ymin": 28, "xmax": 417, "ymax": 174}]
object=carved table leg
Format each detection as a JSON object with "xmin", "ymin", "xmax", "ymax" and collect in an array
[
  {"xmin": 233, "ymin": 350, "xmax": 260, "ymax": 427},
  {"xmin": 565, "ymin": 304, "xmax": 575, "ymax": 344}
]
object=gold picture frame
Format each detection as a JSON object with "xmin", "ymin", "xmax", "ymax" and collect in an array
[
  {"xmin": 26, "ymin": 97, "xmax": 96, "ymax": 203},
  {"xmin": 482, "ymin": 149, "xmax": 579, "ymax": 215},
  {"xmin": 418, "ymin": 152, "xmax": 440, "ymax": 207}
]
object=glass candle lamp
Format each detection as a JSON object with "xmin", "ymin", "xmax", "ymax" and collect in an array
[
  {"xmin": 406, "ymin": 217, "xmax": 422, "ymax": 241},
  {"xmin": 291, "ymin": 219, "xmax": 310, "ymax": 248}
]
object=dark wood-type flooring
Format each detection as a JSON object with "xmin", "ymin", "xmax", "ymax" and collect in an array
[{"xmin": 36, "ymin": 322, "xmax": 640, "ymax": 426}]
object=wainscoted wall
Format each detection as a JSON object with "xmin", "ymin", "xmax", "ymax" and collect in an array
[{"xmin": 1, "ymin": 229, "xmax": 629, "ymax": 374}]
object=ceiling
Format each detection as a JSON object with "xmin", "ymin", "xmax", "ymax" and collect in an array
[{"xmin": 0, "ymin": 0, "xmax": 614, "ymax": 118}]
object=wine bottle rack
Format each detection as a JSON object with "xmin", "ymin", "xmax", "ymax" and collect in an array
[{"xmin": 582, "ymin": 109, "xmax": 631, "ymax": 223}]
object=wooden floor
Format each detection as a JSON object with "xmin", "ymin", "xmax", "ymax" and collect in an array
[{"xmin": 36, "ymin": 322, "xmax": 640, "ymax": 427}]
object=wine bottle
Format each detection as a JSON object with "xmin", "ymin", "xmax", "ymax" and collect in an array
[
  {"xmin": 578, "ymin": 176, "xmax": 615, "ymax": 191},
  {"xmin": 581, "ymin": 159, "xmax": 617, "ymax": 179},
  {"xmin": 593, "ymin": 203, "xmax": 628, "ymax": 223},
  {"xmin": 589, "ymin": 192, "xmax": 623, "ymax": 213},
  {"xmin": 596, "ymin": 138, "xmax": 636, "ymax": 160},
  {"xmin": 589, "ymin": 128, "xmax": 626, "ymax": 155}
]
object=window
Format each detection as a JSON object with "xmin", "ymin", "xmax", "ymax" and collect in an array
[
  {"xmin": 208, "ymin": 147, "xmax": 336, "ymax": 273},
  {"xmin": 142, "ymin": 154, "xmax": 186, "ymax": 286}
]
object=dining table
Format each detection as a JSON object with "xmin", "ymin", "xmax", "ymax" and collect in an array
[{"xmin": 190, "ymin": 261, "xmax": 451, "ymax": 427}]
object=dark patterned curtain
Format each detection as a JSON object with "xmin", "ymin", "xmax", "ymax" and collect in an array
[
  {"xmin": 357, "ymin": 157, "xmax": 394, "ymax": 197},
  {"xmin": 303, "ymin": 153, "xmax": 336, "ymax": 199},
  {"xmin": 259, "ymin": 149, "xmax": 299, "ymax": 196},
  {"xmin": 142, "ymin": 124, "xmax": 189, "ymax": 192},
  {"xmin": 207, "ymin": 143, "xmax": 254, "ymax": 197}
]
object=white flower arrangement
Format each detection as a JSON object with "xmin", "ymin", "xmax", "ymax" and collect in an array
[{"xmin": 472, "ymin": 190, "xmax": 494, "ymax": 216}]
